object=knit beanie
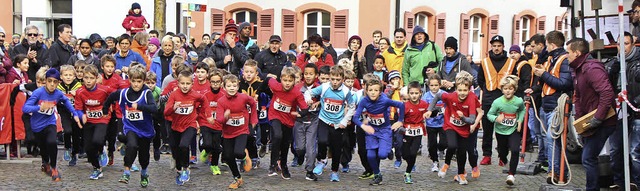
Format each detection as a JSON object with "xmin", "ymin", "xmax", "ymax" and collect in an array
[
  {"xmin": 131, "ymin": 3, "xmax": 141, "ymax": 10},
  {"xmin": 237, "ymin": 22, "xmax": 251, "ymax": 33},
  {"xmin": 149, "ymin": 37, "xmax": 160, "ymax": 48},
  {"xmin": 46, "ymin": 68, "xmax": 61, "ymax": 80},
  {"xmin": 225, "ymin": 19, "xmax": 238, "ymax": 35},
  {"xmin": 388, "ymin": 70, "xmax": 400, "ymax": 80},
  {"xmin": 444, "ymin": 37, "xmax": 458, "ymax": 51},
  {"xmin": 348, "ymin": 35, "xmax": 363, "ymax": 49}
]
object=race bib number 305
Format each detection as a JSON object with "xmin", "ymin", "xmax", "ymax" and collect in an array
[
  {"xmin": 323, "ymin": 98, "xmax": 343, "ymax": 113},
  {"xmin": 500, "ymin": 113, "xmax": 517, "ymax": 126}
]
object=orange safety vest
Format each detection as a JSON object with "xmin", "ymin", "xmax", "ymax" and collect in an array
[
  {"xmin": 541, "ymin": 54, "xmax": 568, "ymax": 97},
  {"xmin": 516, "ymin": 59, "xmax": 535, "ymax": 87},
  {"xmin": 481, "ymin": 57, "xmax": 516, "ymax": 91}
]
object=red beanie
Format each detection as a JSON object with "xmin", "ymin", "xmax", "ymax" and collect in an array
[{"xmin": 224, "ymin": 19, "xmax": 238, "ymax": 34}]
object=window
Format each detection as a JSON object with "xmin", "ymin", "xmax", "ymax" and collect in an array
[
  {"xmin": 305, "ymin": 11, "xmax": 330, "ymax": 38},
  {"xmin": 469, "ymin": 15, "xmax": 483, "ymax": 61},
  {"xmin": 519, "ymin": 17, "xmax": 531, "ymax": 46},
  {"xmin": 414, "ymin": 13, "xmax": 429, "ymax": 32},
  {"xmin": 562, "ymin": 17, "xmax": 569, "ymax": 39},
  {"xmin": 233, "ymin": 10, "xmax": 258, "ymax": 39}
]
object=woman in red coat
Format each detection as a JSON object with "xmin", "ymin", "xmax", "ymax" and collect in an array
[
  {"xmin": 122, "ymin": 3, "xmax": 149, "ymax": 35},
  {"xmin": 295, "ymin": 34, "xmax": 334, "ymax": 70}
]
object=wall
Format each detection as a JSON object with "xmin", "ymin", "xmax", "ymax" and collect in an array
[
  {"xmin": 71, "ymin": 0, "xmax": 155, "ymax": 38},
  {"xmin": 0, "ymin": 0, "xmax": 13, "ymax": 35}
]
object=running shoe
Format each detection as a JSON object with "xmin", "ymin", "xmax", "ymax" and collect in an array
[
  {"xmin": 252, "ymin": 158, "xmax": 260, "ymax": 169},
  {"xmin": 330, "ymin": 172, "xmax": 340, "ymax": 182},
  {"xmin": 199, "ymin": 150, "xmax": 208, "ymax": 163},
  {"xmin": 175, "ymin": 173, "xmax": 184, "ymax": 186},
  {"xmin": 89, "ymin": 168, "xmax": 103, "ymax": 180},
  {"xmin": 431, "ymin": 162, "xmax": 439, "ymax": 172},
  {"xmin": 472, "ymin": 167, "xmax": 480, "ymax": 178},
  {"xmin": 291, "ymin": 156, "xmax": 299, "ymax": 167},
  {"xmin": 506, "ymin": 175, "xmax": 515, "ymax": 185},
  {"xmin": 228, "ymin": 177, "xmax": 244, "ymax": 189},
  {"xmin": 458, "ymin": 174, "xmax": 468, "ymax": 185},
  {"xmin": 341, "ymin": 164, "xmax": 350, "ymax": 173},
  {"xmin": 268, "ymin": 165, "xmax": 278, "ymax": 176},
  {"xmin": 280, "ymin": 161, "xmax": 291, "ymax": 180},
  {"xmin": 99, "ymin": 151, "xmax": 108, "ymax": 167},
  {"xmin": 210, "ymin": 165, "xmax": 221, "ymax": 175},
  {"xmin": 179, "ymin": 170, "xmax": 189, "ymax": 182},
  {"xmin": 108, "ymin": 152, "xmax": 114, "ymax": 166},
  {"xmin": 119, "ymin": 174, "xmax": 130, "ymax": 184},
  {"xmin": 189, "ymin": 156, "xmax": 197, "ymax": 164},
  {"xmin": 51, "ymin": 168, "xmax": 61, "ymax": 182},
  {"xmin": 404, "ymin": 173, "xmax": 413, "ymax": 184},
  {"xmin": 499, "ymin": 160, "xmax": 506, "ymax": 167},
  {"xmin": 258, "ymin": 145, "xmax": 267, "ymax": 158},
  {"xmin": 153, "ymin": 149, "xmax": 160, "ymax": 161},
  {"xmin": 69, "ymin": 155, "xmax": 77, "ymax": 166},
  {"xmin": 131, "ymin": 164, "xmax": 140, "ymax": 172},
  {"xmin": 394, "ymin": 160, "xmax": 402, "ymax": 168},
  {"xmin": 370, "ymin": 174, "xmax": 382, "ymax": 185},
  {"xmin": 387, "ymin": 150, "xmax": 394, "ymax": 160},
  {"xmin": 63, "ymin": 149, "xmax": 71, "ymax": 161},
  {"xmin": 313, "ymin": 161, "xmax": 326, "ymax": 175},
  {"xmin": 358, "ymin": 172, "xmax": 374, "ymax": 179},
  {"xmin": 140, "ymin": 174, "xmax": 149, "ymax": 188},
  {"xmin": 41, "ymin": 163, "xmax": 52, "ymax": 176},
  {"xmin": 438, "ymin": 164, "xmax": 449, "ymax": 178},
  {"xmin": 242, "ymin": 149, "xmax": 252, "ymax": 172},
  {"xmin": 480, "ymin": 156, "xmax": 491, "ymax": 165},
  {"xmin": 306, "ymin": 171, "xmax": 318, "ymax": 181},
  {"xmin": 412, "ymin": 165, "xmax": 416, "ymax": 172}
]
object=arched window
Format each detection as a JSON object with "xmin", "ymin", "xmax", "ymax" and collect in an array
[
  {"xmin": 415, "ymin": 13, "xmax": 430, "ymax": 32},
  {"xmin": 304, "ymin": 11, "xmax": 331, "ymax": 38},
  {"xmin": 469, "ymin": 15, "xmax": 483, "ymax": 61},
  {"xmin": 519, "ymin": 17, "xmax": 531, "ymax": 46},
  {"xmin": 233, "ymin": 10, "xmax": 258, "ymax": 39}
]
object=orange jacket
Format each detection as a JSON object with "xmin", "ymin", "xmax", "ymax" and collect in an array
[{"xmin": 131, "ymin": 40, "xmax": 151, "ymax": 70}]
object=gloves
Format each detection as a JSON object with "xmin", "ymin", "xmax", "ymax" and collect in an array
[{"xmin": 588, "ymin": 118, "xmax": 603, "ymax": 129}]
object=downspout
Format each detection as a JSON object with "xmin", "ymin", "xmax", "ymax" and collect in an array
[{"xmin": 395, "ymin": 0, "xmax": 400, "ymax": 29}]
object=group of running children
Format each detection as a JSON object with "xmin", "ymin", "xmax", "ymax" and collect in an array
[{"xmin": 23, "ymin": 53, "xmax": 527, "ymax": 188}]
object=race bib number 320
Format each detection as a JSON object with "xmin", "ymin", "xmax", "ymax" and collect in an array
[{"xmin": 86, "ymin": 110, "xmax": 103, "ymax": 119}]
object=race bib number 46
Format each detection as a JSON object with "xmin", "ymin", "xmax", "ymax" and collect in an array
[
  {"xmin": 323, "ymin": 98, "xmax": 343, "ymax": 113},
  {"xmin": 500, "ymin": 113, "xmax": 517, "ymax": 126}
]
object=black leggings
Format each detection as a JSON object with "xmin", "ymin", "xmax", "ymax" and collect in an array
[
  {"xmin": 260, "ymin": 123, "xmax": 271, "ymax": 146},
  {"xmin": 152, "ymin": 114, "xmax": 164, "ymax": 151},
  {"xmin": 106, "ymin": 114, "xmax": 122, "ymax": 153},
  {"xmin": 60, "ymin": 110, "xmax": 82, "ymax": 155},
  {"xmin": 246, "ymin": 127, "xmax": 258, "ymax": 159},
  {"xmin": 83, "ymin": 123, "xmax": 108, "ymax": 169},
  {"xmin": 124, "ymin": 131, "xmax": 151, "ymax": 170},
  {"xmin": 481, "ymin": 105, "xmax": 495, "ymax": 157},
  {"xmin": 445, "ymin": 130, "xmax": 472, "ymax": 174},
  {"xmin": 170, "ymin": 128, "xmax": 197, "ymax": 170},
  {"xmin": 356, "ymin": 127, "xmax": 372, "ymax": 173},
  {"xmin": 427, "ymin": 127, "xmax": 447, "ymax": 162},
  {"xmin": 270, "ymin": 120, "xmax": 292, "ymax": 166},
  {"xmin": 496, "ymin": 133, "xmax": 521, "ymax": 175},
  {"xmin": 201, "ymin": 127, "xmax": 223, "ymax": 166},
  {"xmin": 317, "ymin": 121, "xmax": 345, "ymax": 172},
  {"xmin": 341, "ymin": 124, "xmax": 356, "ymax": 166},
  {"xmin": 35, "ymin": 125, "xmax": 58, "ymax": 168},
  {"xmin": 223, "ymin": 134, "xmax": 248, "ymax": 178},
  {"xmin": 402, "ymin": 135, "xmax": 422, "ymax": 173}
]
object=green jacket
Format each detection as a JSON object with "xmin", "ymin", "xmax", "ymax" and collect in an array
[
  {"xmin": 402, "ymin": 41, "xmax": 444, "ymax": 85},
  {"xmin": 487, "ymin": 95, "xmax": 526, "ymax": 135}
]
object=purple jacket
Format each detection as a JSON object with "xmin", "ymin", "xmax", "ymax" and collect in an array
[{"xmin": 569, "ymin": 54, "xmax": 616, "ymax": 126}]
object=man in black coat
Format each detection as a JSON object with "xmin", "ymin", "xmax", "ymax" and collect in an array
[
  {"xmin": 255, "ymin": 35, "xmax": 290, "ymax": 78},
  {"xmin": 48, "ymin": 24, "xmax": 73, "ymax": 70},
  {"xmin": 364, "ymin": 30, "xmax": 382, "ymax": 72},
  {"xmin": 207, "ymin": 19, "xmax": 249, "ymax": 75},
  {"xmin": 10, "ymin": 25, "xmax": 50, "ymax": 81},
  {"xmin": 323, "ymin": 35, "xmax": 339, "ymax": 64}
]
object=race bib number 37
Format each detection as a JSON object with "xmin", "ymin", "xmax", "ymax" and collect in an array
[{"xmin": 323, "ymin": 98, "xmax": 343, "ymax": 113}]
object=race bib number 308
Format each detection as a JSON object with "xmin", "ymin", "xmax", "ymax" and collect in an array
[{"xmin": 323, "ymin": 98, "xmax": 343, "ymax": 113}]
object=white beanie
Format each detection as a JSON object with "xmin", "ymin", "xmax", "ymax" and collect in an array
[{"xmin": 0, "ymin": 26, "xmax": 5, "ymax": 34}]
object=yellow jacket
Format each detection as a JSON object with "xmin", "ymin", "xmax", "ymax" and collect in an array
[{"xmin": 382, "ymin": 42, "xmax": 407, "ymax": 72}]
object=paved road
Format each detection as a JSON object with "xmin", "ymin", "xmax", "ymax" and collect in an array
[{"xmin": 0, "ymin": 138, "xmax": 591, "ymax": 190}]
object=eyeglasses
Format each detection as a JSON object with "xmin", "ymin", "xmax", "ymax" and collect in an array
[{"xmin": 27, "ymin": 33, "xmax": 38, "ymax": 37}]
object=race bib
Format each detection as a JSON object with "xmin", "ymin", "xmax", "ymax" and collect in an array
[
  {"xmin": 38, "ymin": 101, "xmax": 56, "ymax": 115},
  {"xmin": 126, "ymin": 108, "xmax": 143, "ymax": 121},
  {"xmin": 226, "ymin": 114, "xmax": 245, "ymax": 127},
  {"xmin": 273, "ymin": 98, "xmax": 292, "ymax": 113},
  {"xmin": 86, "ymin": 110, "xmax": 103, "ymax": 119},
  {"xmin": 323, "ymin": 98, "xmax": 343, "ymax": 113},
  {"xmin": 66, "ymin": 94, "xmax": 75, "ymax": 105},
  {"xmin": 175, "ymin": 105, "xmax": 194, "ymax": 115},
  {"xmin": 405, "ymin": 127, "xmax": 424, "ymax": 136},
  {"xmin": 212, "ymin": 111, "xmax": 217, "ymax": 119},
  {"xmin": 450, "ymin": 115, "xmax": 466, "ymax": 126},
  {"xmin": 259, "ymin": 107, "xmax": 267, "ymax": 119},
  {"xmin": 500, "ymin": 113, "xmax": 517, "ymax": 126},
  {"xmin": 367, "ymin": 113, "xmax": 385, "ymax": 126}
]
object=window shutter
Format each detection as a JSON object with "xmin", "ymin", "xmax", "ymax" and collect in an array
[
  {"xmin": 211, "ymin": 8, "xmax": 226, "ymax": 33},
  {"xmin": 488, "ymin": 15, "xmax": 499, "ymax": 47},
  {"xmin": 281, "ymin": 9, "xmax": 297, "ymax": 50},
  {"xmin": 258, "ymin": 9, "xmax": 274, "ymax": 45},
  {"xmin": 555, "ymin": 16, "xmax": 563, "ymax": 31},
  {"xmin": 512, "ymin": 15, "xmax": 520, "ymax": 45},
  {"xmin": 332, "ymin": 9, "xmax": 349, "ymax": 48},
  {"xmin": 537, "ymin": 16, "xmax": 546, "ymax": 34},
  {"xmin": 435, "ymin": 13, "xmax": 446, "ymax": 49},
  {"xmin": 459, "ymin": 13, "xmax": 470, "ymax": 55},
  {"xmin": 404, "ymin": 11, "xmax": 414, "ymax": 38}
]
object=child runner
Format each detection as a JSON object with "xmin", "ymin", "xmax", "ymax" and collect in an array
[
  {"xmin": 354, "ymin": 73, "xmax": 378, "ymax": 180},
  {"xmin": 164, "ymin": 70, "xmax": 214, "ymax": 185},
  {"xmin": 144, "ymin": 71, "xmax": 163, "ymax": 161},
  {"xmin": 385, "ymin": 70, "xmax": 404, "ymax": 166},
  {"xmin": 58, "ymin": 65, "xmax": 83, "ymax": 166},
  {"xmin": 422, "ymin": 74, "xmax": 447, "ymax": 172},
  {"xmin": 216, "ymin": 74, "xmax": 258, "ymax": 189},
  {"xmin": 239, "ymin": 59, "xmax": 270, "ymax": 169},
  {"xmin": 75, "ymin": 65, "xmax": 115, "ymax": 180},
  {"xmin": 188, "ymin": 62, "xmax": 211, "ymax": 164},
  {"xmin": 401, "ymin": 81, "xmax": 429, "ymax": 184},
  {"xmin": 100, "ymin": 55, "xmax": 129, "ymax": 166},
  {"xmin": 267, "ymin": 67, "xmax": 309, "ymax": 179},
  {"xmin": 426, "ymin": 71, "xmax": 479, "ymax": 185},
  {"xmin": 487, "ymin": 75, "xmax": 525, "ymax": 185},
  {"xmin": 352, "ymin": 78, "xmax": 404, "ymax": 185},
  {"xmin": 103, "ymin": 66, "xmax": 157, "ymax": 187},
  {"xmin": 340, "ymin": 69, "xmax": 358, "ymax": 172},
  {"xmin": 305, "ymin": 65, "xmax": 356, "ymax": 182},
  {"xmin": 198, "ymin": 69, "xmax": 227, "ymax": 175},
  {"xmin": 23, "ymin": 68, "xmax": 80, "ymax": 182},
  {"xmin": 294, "ymin": 63, "xmax": 321, "ymax": 181}
]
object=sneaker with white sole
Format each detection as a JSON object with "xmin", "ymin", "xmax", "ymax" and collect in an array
[
  {"xmin": 438, "ymin": 164, "xmax": 449, "ymax": 178},
  {"xmin": 431, "ymin": 162, "xmax": 439, "ymax": 172},
  {"xmin": 506, "ymin": 175, "xmax": 515, "ymax": 185}
]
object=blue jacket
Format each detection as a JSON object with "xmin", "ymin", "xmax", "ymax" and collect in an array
[
  {"xmin": 22, "ymin": 87, "xmax": 77, "ymax": 133},
  {"xmin": 352, "ymin": 94, "xmax": 405, "ymax": 127},
  {"xmin": 304, "ymin": 83, "xmax": 355, "ymax": 127},
  {"xmin": 534, "ymin": 48, "xmax": 573, "ymax": 111},
  {"xmin": 422, "ymin": 90, "xmax": 445, "ymax": 128},
  {"xmin": 149, "ymin": 56, "xmax": 173, "ymax": 87},
  {"xmin": 115, "ymin": 50, "xmax": 146, "ymax": 70}
]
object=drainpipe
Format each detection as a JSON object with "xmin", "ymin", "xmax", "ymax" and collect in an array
[{"xmin": 395, "ymin": 0, "xmax": 400, "ymax": 29}]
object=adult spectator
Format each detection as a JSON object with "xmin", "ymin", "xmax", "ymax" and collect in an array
[
  {"xmin": 237, "ymin": 22, "xmax": 260, "ymax": 59},
  {"xmin": 130, "ymin": 32, "xmax": 151, "ymax": 69},
  {"xmin": 89, "ymin": 33, "xmax": 106, "ymax": 54},
  {"xmin": 48, "ymin": 24, "xmax": 73, "ymax": 70},
  {"xmin": 437, "ymin": 36, "xmax": 472, "ymax": 92},
  {"xmin": 197, "ymin": 34, "xmax": 212, "ymax": 53},
  {"xmin": 300, "ymin": 40, "xmax": 309, "ymax": 53},
  {"xmin": 150, "ymin": 36, "xmax": 176, "ymax": 86},
  {"xmin": 149, "ymin": 29, "xmax": 159, "ymax": 39},
  {"xmin": 510, "ymin": 45, "xmax": 532, "ymax": 98},
  {"xmin": 105, "ymin": 36, "xmax": 117, "ymax": 49},
  {"xmin": 147, "ymin": 37, "xmax": 160, "ymax": 58},
  {"xmin": 527, "ymin": 34, "xmax": 547, "ymax": 165},
  {"xmin": 402, "ymin": 25, "xmax": 443, "ymax": 86},
  {"xmin": 364, "ymin": 30, "xmax": 383, "ymax": 72},
  {"xmin": 207, "ymin": 19, "xmax": 249, "ymax": 75},
  {"xmin": 382, "ymin": 28, "xmax": 407, "ymax": 73},
  {"xmin": 255, "ymin": 35, "xmax": 289, "ymax": 78},
  {"xmin": 177, "ymin": 33, "xmax": 194, "ymax": 52},
  {"xmin": 322, "ymin": 35, "xmax": 339, "ymax": 64},
  {"xmin": 122, "ymin": 2, "xmax": 150, "ymax": 35},
  {"xmin": 630, "ymin": 1, "xmax": 640, "ymax": 38},
  {"xmin": 0, "ymin": 26, "xmax": 11, "ymax": 83},
  {"xmin": 67, "ymin": 39, "xmax": 99, "ymax": 68},
  {"xmin": 10, "ymin": 25, "xmax": 50, "ymax": 81},
  {"xmin": 212, "ymin": 32, "xmax": 221, "ymax": 42},
  {"xmin": 378, "ymin": 37, "xmax": 391, "ymax": 54},
  {"xmin": 113, "ymin": 34, "xmax": 145, "ymax": 72},
  {"xmin": 10, "ymin": 34, "xmax": 20, "ymax": 48},
  {"xmin": 295, "ymin": 34, "xmax": 334, "ymax": 70},
  {"xmin": 566, "ymin": 38, "xmax": 616, "ymax": 191},
  {"xmin": 338, "ymin": 35, "xmax": 367, "ymax": 79}
]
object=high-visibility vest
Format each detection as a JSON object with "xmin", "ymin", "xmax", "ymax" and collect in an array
[
  {"xmin": 541, "ymin": 54, "xmax": 568, "ymax": 97},
  {"xmin": 481, "ymin": 57, "xmax": 516, "ymax": 91},
  {"xmin": 516, "ymin": 59, "xmax": 535, "ymax": 87}
]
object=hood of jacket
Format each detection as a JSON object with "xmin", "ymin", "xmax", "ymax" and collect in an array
[
  {"xmin": 626, "ymin": 46, "xmax": 640, "ymax": 62},
  {"xmin": 410, "ymin": 25, "xmax": 430, "ymax": 47}
]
